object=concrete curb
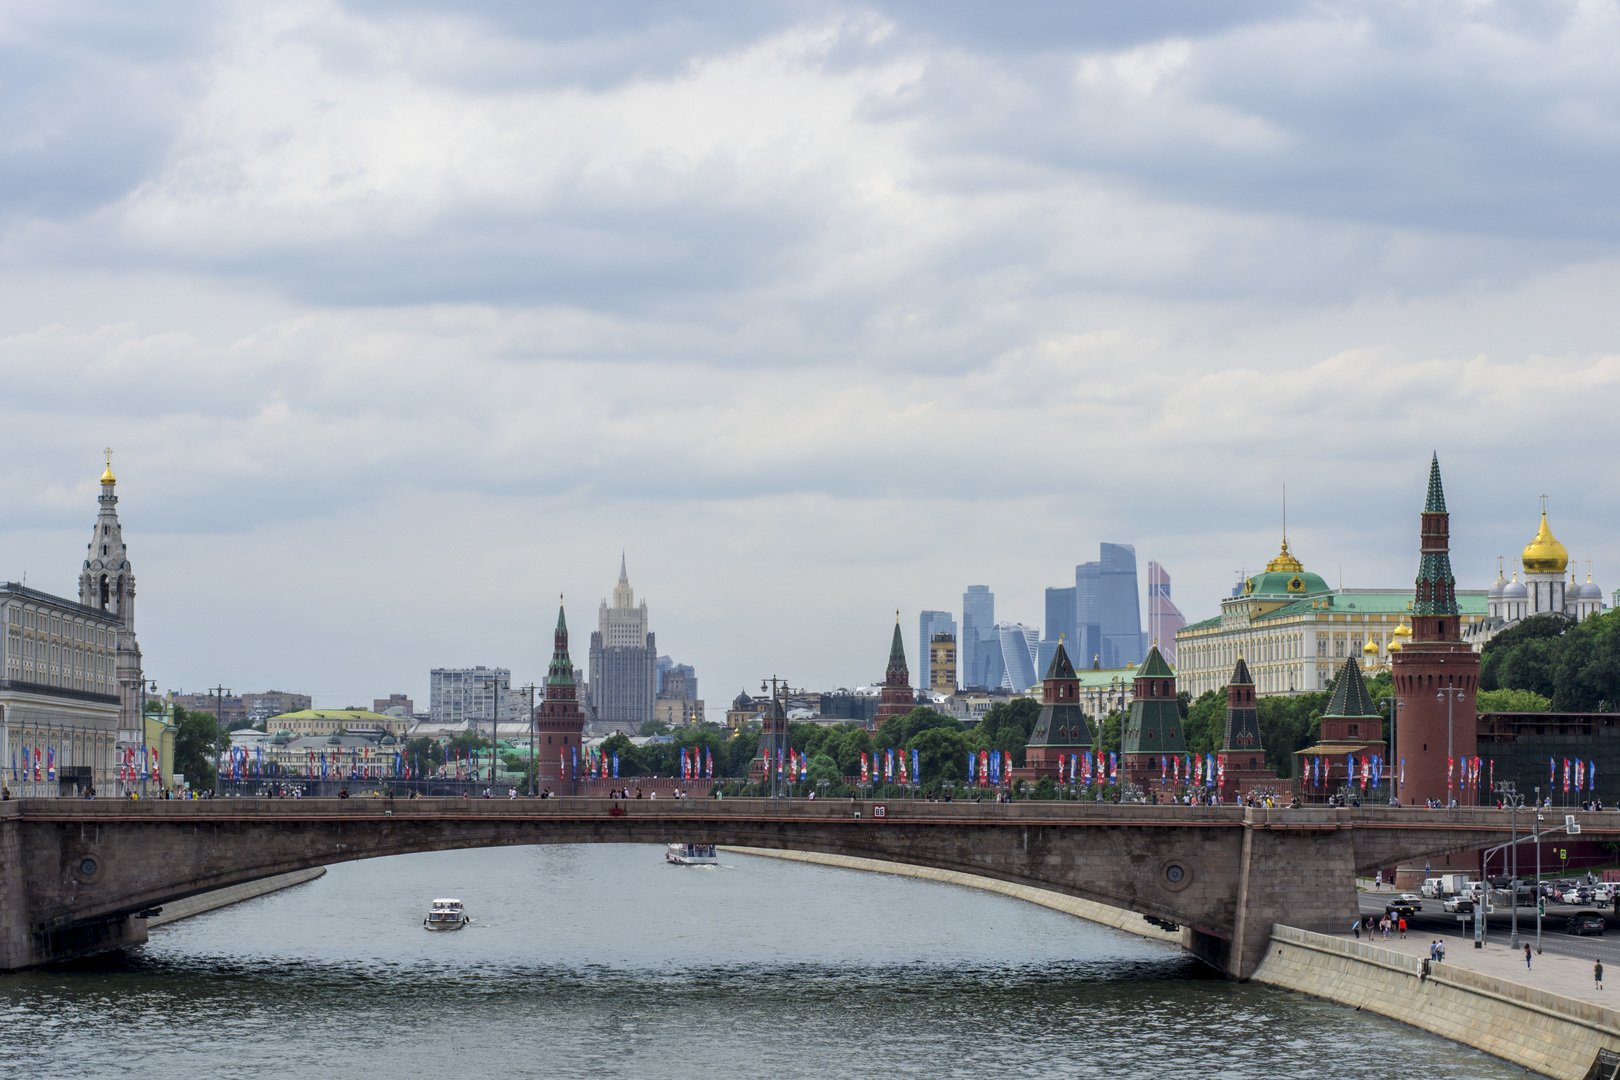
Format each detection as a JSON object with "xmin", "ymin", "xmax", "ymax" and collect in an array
[
  {"xmin": 145, "ymin": 868, "xmax": 327, "ymax": 927},
  {"xmin": 720, "ymin": 846, "xmax": 1179, "ymax": 943}
]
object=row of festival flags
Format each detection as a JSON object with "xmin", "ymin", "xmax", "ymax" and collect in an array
[
  {"xmin": 9, "ymin": 746, "xmax": 55, "ymax": 783},
  {"xmin": 862, "ymin": 748, "xmax": 922, "ymax": 784},
  {"xmin": 1555, "ymin": 757, "xmax": 1598, "ymax": 794},
  {"xmin": 1302, "ymin": 754, "xmax": 1390, "ymax": 790}
]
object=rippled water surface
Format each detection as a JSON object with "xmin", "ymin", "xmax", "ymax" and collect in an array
[{"xmin": 2, "ymin": 846, "xmax": 1526, "ymax": 1079}]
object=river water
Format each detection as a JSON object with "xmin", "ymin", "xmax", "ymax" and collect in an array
[{"xmin": 2, "ymin": 845, "xmax": 1526, "ymax": 1079}]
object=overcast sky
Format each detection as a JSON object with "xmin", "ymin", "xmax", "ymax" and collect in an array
[{"xmin": 3, "ymin": 1, "xmax": 1617, "ymax": 710}]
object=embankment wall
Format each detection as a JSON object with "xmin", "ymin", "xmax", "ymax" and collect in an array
[{"xmin": 1252, "ymin": 925, "xmax": 1620, "ymax": 1080}]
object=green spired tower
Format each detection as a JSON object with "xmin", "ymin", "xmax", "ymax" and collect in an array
[
  {"xmin": 1122, "ymin": 643, "xmax": 1183, "ymax": 792},
  {"xmin": 1024, "ymin": 638, "xmax": 1093, "ymax": 777}
]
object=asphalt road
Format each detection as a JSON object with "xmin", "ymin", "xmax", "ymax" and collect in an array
[{"xmin": 1358, "ymin": 891, "xmax": 1620, "ymax": 964}]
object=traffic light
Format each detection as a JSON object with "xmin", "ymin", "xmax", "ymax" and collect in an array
[{"xmin": 1538, "ymin": 899, "xmax": 1546, "ymax": 916}]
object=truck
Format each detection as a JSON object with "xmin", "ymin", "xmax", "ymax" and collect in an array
[{"xmin": 1421, "ymin": 873, "xmax": 1470, "ymax": 898}]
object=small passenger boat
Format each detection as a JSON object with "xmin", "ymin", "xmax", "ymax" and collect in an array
[
  {"xmin": 424, "ymin": 898, "xmax": 469, "ymax": 929},
  {"xmin": 665, "ymin": 843, "xmax": 719, "ymax": 866}
]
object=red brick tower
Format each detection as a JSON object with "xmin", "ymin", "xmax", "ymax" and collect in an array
[
  {"xmin": 1393, "ymin": 455, "xmax": 1479, "ymax": 806},
  {"xmin": 874, "ymin": 613, "xmax": 913, "ymax": 732},
  {"xmin": 537, "ymin": 598, "xmax": 585, "ymax": 793}
]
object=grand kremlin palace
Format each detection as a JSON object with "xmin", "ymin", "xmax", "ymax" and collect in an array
[{"xmin": 1175, "ymin": 538, "xmax": 1487, "ymax": 699}]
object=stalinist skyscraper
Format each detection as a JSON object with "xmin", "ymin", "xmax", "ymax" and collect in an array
[{"xmin": 587, "ymin": 555, "xmax": 656, "ymax": 732}]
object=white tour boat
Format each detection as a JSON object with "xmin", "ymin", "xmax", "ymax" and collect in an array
[
  {"xmin": 665, "ymin": 843, "xmax": 719, "ymax": 866},
  {"xmin": 424, "ymin": 898, "xmax": 469, "ymax": 930}
]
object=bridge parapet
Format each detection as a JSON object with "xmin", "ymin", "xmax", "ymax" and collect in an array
[{"xmin": 4, "ymin": 798, "xmax": 1610, "ymax": 976}]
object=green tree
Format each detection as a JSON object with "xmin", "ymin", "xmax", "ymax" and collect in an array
[
  {"xmin": 1476, "ymin": 688, "xmax": 1553, "ymax": 713},
  {"xmin": 403, "ymin": 736, "xmax": 445, "ymax": 776},
  {"xmin": 1480, "ymin": 613, "xmax": 1572, "ymax": 694},
  {"xmin": 910, "ymin": 725, "xmax": 972, "ymax": 783},
  {"xmin": 1552, "ymin": 611, "xmax": 1620, "ymax": 711},
  {"xmin": 172, "ymin": 705, "xmax": 224, "ymax": 790},
  {"xmin": 1183, "ymin": 690, "xmax": 1225, "ymax": 754},
  {"xmin": 975, "ymin": 698, "xmax": 1040, "ymax": 754}
]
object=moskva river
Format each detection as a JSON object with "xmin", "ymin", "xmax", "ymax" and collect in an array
[{"xmin": 2, "ymin": 845, "xmax": 1525, "ymax": 1079}]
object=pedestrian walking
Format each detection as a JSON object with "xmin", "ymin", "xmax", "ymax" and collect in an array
[
  {"xmin": 1597, "ymin": 960, "xmax": 1604, "ymax": 990},
  {"xmin": 1398, "ymin": 916, "xmax": 1407, "ymax": 939},
  {"xmin": 1375, "ymin": 870, "xmax": 1383, "ymax": 890},
  {"xmin": 1525, "ymin": 944, "xmax": 1533, "ymax": 970},
  {"xmin": 1351, "ymin": 918, "xmax": 1361, "ymax": 940}
]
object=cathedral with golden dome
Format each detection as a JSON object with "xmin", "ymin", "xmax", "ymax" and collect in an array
[{"xmin": 1469, "ymin": 501, "xmax": 1605, "ymax": 646}]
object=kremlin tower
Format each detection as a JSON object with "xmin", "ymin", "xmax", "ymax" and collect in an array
[
  {"xmin": 1024, "ymin": 638, "xmax": 1092, "ymax": 775},
  {"xmin": 874, "ymin": 614, "xmax": 914, "ymax": 731},
  {"xmin": 537, "ymin": 599, "xmax": 585, "ymax": 793},
  {"xmin": 1393, "ymin": 455, "xmax": 1479, "ymax": 806}
]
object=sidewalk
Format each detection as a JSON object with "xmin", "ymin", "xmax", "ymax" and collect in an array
[{"xmin": 1355, "ymin": 928, "xmax": 1611, "ymax": 1007}]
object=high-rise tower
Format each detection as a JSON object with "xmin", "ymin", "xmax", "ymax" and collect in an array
[
  {"xmin": 1394, "ymin": 454, "xmax": 1479, "ymax": 806},
  {"xmin": 917, "ymin": 610, "xmax": 956, "ymax": 690},
  {"xmin": 78, "ymin": 450, "xmax": 143, "ymax": 745},
  {"xmin": 962, "ymin": 585, "xmax": 999, "ymax": 690},
  {"xmin": 588, "ymin": 555, "xmax": 657, "ymax": 732},
  {"xmin": 538, "ymin": 600, "xmax": 585, "ymax": 791}
]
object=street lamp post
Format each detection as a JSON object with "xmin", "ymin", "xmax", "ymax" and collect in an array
[
  {"xmin": 1385, "ymin": 696, "xmax": 1403, "ymax": 804},
  {"xmin": 519, "ymin": 683, "xmax": 539, "ymax": 797},
  {"xmin": 209, "ymin": 685, "xmax": 231, "ymax": 797},
  {"xmin": 1437, "ymin": 685, "xmax": 1466, "ymax": 806},
  {"xmin": 1494, "ymin": 781, "xmax": 1522, "ymax": 948},
  {"xmin": 137, "ymin": 676, "xmax": 157, "ymax": 796}
]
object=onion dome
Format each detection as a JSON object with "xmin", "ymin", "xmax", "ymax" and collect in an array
[
  {"xmin": 1488, "ymin": 560, "xmax": 1507, "ymax": 601},
  {"xmin": 1393, "ymin": 620, "xmax": 1412, "ymax": 639},
  {"xmin": 1362, "ymin": 638, "xmax": 1378, "ymax": 656},
  {"xmin": 1503, "ymin": 572, "xmax": 1527, "ymax": 600},
  {"xmin": 1522, "ymin": 513, "xmax": 1569, "ymax": 574},
  {"xmin": 1387, "ymin": 637, "xmax": 1402, "ymax": 653},
  {"xmin": 100, "ymin": 449, "xmax": 117, "ymax": 486},
  {"xmin": 1580, "ymin": 571, "xmax": 1603, "ymax": 600}
]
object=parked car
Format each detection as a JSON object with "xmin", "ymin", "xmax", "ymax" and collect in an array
[
  {"xmin": 1566, "ymin": 912, "xmax": 1606, "ymax": 936},
  {"xmin": 1443, "ymin": 895, "xmax": 1475, "ymax": 913},
  {"xmin": 1563, "ymin": 887, "xmax": 1592, "ymax": 905}
]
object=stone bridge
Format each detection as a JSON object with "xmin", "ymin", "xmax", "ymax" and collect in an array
[{"xmin": 0, "ymin": 797, "xmax": 1584, "ymax": 978}]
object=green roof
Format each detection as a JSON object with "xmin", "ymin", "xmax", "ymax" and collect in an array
[
  {"xmin": 1243, "ymin": 569, "xmax": 1331, "ymax": 599},
  {"xmin": 1134, "ymin": 644, "xmax": 1174, "ymax": 680},
  {"xmin": 1043, "ymin": 640, "xmax": 1077, "ymax": 681},
  {"xmin": 268, "ymin": 709, "xmax": 394, "ymax": 723},
  {"xmin": 1250, "ymin": 590, "xmax": 1487, "ymax": 623},
  {"xmin": 1424, "ymin": 452, "xmax": 1447, "ymax": 513},
  {"xmin": 1321, "ymin": 657, "xmax": 1380, "ymax": 719}
]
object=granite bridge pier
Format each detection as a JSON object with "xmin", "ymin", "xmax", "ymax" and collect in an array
[{"xmin": 0, "ymin": 798, "xmax": 1562, "ymax": 977}]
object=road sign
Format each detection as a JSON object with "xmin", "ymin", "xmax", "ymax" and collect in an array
[{"xmin": 1566, "ymin": 814, "xmax": 1581, "ymax": 835}]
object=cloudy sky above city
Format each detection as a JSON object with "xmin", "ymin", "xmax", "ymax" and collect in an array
[{"xmin": 3, "ymin": 1, "xmax": 1617, "ymax": 708}]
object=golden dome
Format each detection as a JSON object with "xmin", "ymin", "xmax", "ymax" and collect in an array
[
  {"xmin": 1265, "ymin": 538, "xmax": 1305, "ymax": 574},
  {"xmin": 99, "ymin": 448, "xmax": 116, "ymax": 486},
  {"xmin": 1522, "ymin": 512, "xmax": 1569, "ymax": 574},
  {"xmin": 1362, "ymin": 639, "xmax": 1378, "ymax": 655},
  {"xmin": 1393, "ymin": 621, "xmax": 1412, "ymax": 639},
  {"xmin": 1387, "ymin": 638, "xmax": 1403, "ymax": 653}
]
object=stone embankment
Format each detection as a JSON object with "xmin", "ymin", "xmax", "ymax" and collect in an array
[
  {"xmin": 145, "ymin": 868, "xmax": 326, "ymax": 927},
  {"xmin": 727, "ymin": 847, "xmax": 1620, "ymax": 1079},
  {"xmin": 1252, "ymin": 926, "xmax": 1620, "ymax": 1080}
]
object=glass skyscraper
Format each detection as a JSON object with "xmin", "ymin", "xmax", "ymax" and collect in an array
[{"xmin": 961, "ymin": 585, "xmax": 1001, "ymax": 690}]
